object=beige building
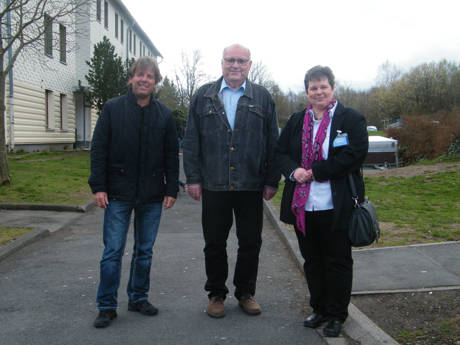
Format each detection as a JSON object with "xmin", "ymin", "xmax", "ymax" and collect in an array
[{"xmin": 4, "ymin": 0, "xmax": 161, "ymax": 152}]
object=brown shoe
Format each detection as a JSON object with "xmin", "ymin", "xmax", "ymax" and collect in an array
[
  {"xmin": 207, "ymin": 296, "xmax": 225, "ymax": 318},
  {"xmin": 238, "ymin": 295, "xmax": 261, "ymax": 315}
]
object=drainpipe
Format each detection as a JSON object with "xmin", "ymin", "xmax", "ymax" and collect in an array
[{"xmin": 6, "ymin": 0, "xmax": 15, "ymax": 150}]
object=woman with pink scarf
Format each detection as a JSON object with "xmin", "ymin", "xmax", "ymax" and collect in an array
[{"xmin": 276, "ymin": 66, "xmax": 368, "ymax": 337}]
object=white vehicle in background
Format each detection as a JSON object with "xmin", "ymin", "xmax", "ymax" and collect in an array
[{"xmin": 367, "ymin": 126, "xmax": 378, "ymax": 132}]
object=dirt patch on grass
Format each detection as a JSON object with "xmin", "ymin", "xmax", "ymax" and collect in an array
[
  {"xmin": 356, "ymin": 162, "xmax": 460, "ymax": 344},
  {"xmin": 352, "ymin": 290, "xmax": 460, "ymax": 345},
  {"xmin": 11, "ymin": 151, "xmax": 87, "ymax": 162},
  {"xmin": 364, "ymin": 162, "xmax": 460, "ymax": 178}
]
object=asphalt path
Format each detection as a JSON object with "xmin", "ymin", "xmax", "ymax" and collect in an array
[{"xmin": 0, "ymin": 191, "xmax": 326, "ymax": 345}]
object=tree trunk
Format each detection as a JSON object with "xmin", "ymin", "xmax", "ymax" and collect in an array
[{"xmin": 0, "ymin": 72, "xmax": 11, "ymax": 185}]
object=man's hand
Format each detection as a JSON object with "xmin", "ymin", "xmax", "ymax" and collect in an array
[
  {"xmin": 94, "ymin": 192, "xmax": 109, "ymax": 209},
  {"xmin": 163, "ymin": 196, "xmax": 176, "ymax": 209},
  {"xmin": 263, "ymin": 187, "xmax": 277, "ymax": 201},
  {"xmin": 186, "ymin": 184, "xmax": 202, "ymax": 201}
]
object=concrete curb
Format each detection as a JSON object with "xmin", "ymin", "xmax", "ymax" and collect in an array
[
  {"xmin": 263, "ymin": 200, "xmax": 399, "ymax": 345},
  {"xmin": 0, "ymin": 200, "xmax": 95, "ymax": 213},
  {"xmin": 0, "ymin": 228, "xmax": 50, "ymax": 262}
]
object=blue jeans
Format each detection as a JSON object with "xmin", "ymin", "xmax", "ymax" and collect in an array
[{"xmin": 96, "ymin": 201, "xmax": 162, "ymax": 310}]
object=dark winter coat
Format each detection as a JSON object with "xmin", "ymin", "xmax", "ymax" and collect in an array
[
  {"xmin": 88, "ymin": 88, "xmax": 179, "ymax": 203},
  {"xmin": 276, "ymin": 102, "xmax": 368, "ymax": 230}
]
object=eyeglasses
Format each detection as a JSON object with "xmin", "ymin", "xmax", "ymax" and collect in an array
[{"xmin": 223, "ymin": 58, "xmax": 250, "ymax": 66}]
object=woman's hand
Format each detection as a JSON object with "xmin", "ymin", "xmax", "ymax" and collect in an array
[{"xmin": 293, "ymin": 168, "xmax": 314, "ymax": 184}]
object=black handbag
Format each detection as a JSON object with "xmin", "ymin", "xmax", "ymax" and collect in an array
[{"xmin": 348, "ymin": 173, "xmax": 380, "ymax": 247}]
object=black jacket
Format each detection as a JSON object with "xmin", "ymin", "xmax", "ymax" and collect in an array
[
  {"xmin": 88, "ymin": 88, "xmax": 179, "ymax": 202},
  {"xmin": 276, "ymin": 102, "xmax": 368, "ymax": 230},
  {"xmin": 183, "ymin": 77, "xmax": 279, "ymax": 191}
]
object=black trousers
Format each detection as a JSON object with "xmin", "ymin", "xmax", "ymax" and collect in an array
[
  {"xmin": 202, "ymin": 189, "xmax": 263, "ymax": 300},
  {"xmin": 295, "ymin": 210, "xmax": 353, "ymax": 321}
]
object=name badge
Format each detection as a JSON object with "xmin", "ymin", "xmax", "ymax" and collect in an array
[{"xmin": 333, "ymin": 131, "xmax": 349, "ymax": 147}]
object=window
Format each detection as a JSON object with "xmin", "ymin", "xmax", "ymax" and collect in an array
[
  {"xmin": 115, "ymin": 13, "xmax": 118, "ymax": 39},
  {"xmin": 59, "ymin": 24, "xmax": 66, "ymax": 63},
  {"xmin": 44, "ymin": 14, "xmax": 53, "ymax": 56},
  {"xmin": 104, "ymin": 1, "xmax": 108, "ymax": 28},
  {"xmin": 129, "ymin": 29, "xmax": 132, "ymax": 52},
  {"xmin": 120, "ymin": 19, "xmax": 124, "ymax": 43},
  {"xmin": 45, "ymin": 90, "xmax": 54, "ymax": 129},
  {"xmin": 96, "ymin": 0, "xmax": 101, "ymax": 21},
  {"xmin": 60, "ymin": 94, "xmax": 68, "ymax": 130},
  {"xmin": 133, "ymin": 34, "xmax": 136, "ymax": 55}
]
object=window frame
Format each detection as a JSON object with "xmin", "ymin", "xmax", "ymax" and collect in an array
[
  {"xmin": 133, "ymin": 34, "xmax": 136, "ymax": 56},
  {"xmin": 96, "ymin": 0, "xmax": 101, "ymax": 22},
  {"xmin": 104, "ymin": 0, "xmax": 108, "ymax": 29},
  {"xmin": 45, "ymin": 90, "xmax": 54, "ymax": 130},
  {"xmin": 120, "ymin": 19, "xmax": 124, "ymax": 44},
  {"xmin": 44, "ymin": 14, "xmax": 53, "ymax": 57},
  {"xmin": 59, "ymin": 24, "xmax": 66, "ymax": 63},
  {"xmin": 59, "ymin": 93, "xmax": 68, "ymax": 130},
  {"xmin": 115, "ymin": 12, "xmax": 118, "ymax": 39}
]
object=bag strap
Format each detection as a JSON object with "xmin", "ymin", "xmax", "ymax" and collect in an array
[{"xmin": 348, "ymin": 173, "xmax": 359, "ymax": 207}]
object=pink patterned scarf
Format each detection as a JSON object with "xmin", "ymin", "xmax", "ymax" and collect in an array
[{"xmin": 291, "ymin": 99, "xmax": 336, "ymax": 235}]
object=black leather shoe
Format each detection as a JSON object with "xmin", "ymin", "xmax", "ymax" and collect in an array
[
  {"xmin": 128, "ymin": 300, "xmax": 159, "ymax": 316},
  {"xmin": 303, "ymin": 313, "xmax": 328, "ymax": 328},
  {"xmin": 93, "ymin": 310, "xmax": 117, "ymax": 328},
  {"xmin": 323, "ymin": 319, "xmax": 343, "ymax": 337}
]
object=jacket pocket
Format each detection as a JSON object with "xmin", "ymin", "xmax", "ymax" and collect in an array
[{"xmin": 108, "ymin": 164, "xmax": 126, "ymax": 176}]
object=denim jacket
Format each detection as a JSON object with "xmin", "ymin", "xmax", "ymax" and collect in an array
[{"xmin": 183, "ymin": 77, "xmax": 280, "ymax": 192}]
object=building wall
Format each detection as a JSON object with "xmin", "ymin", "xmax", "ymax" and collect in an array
[
  {"xmin": 5, "ymin": 11, "xmax": 76, "ymax": 149},
  {"xmin": 76, "ymin": 0, "xmax": 158, "ymax": 88},
  {"xmin": 5, "ymin": 0, "xmax": 160, "ymax": 151},
  {"xmin": 6, "ymin": 80, "xmax": 75, "ymax": 145}
]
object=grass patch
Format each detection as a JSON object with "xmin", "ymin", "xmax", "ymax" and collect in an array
[
  {"xmin": 365, "ymin": 171, "xmax": 460, "ymax": 245},
  {"xmin": 272, "ymin": 169, "xmax": 460, "ymax": 246},
  {"xmin": 0, "ymin": 151, "xmax": 92, "ymax": 205},
  {"xmin": 0, "ymin": 226, "xmax": 33, "ymax": 247},
  {"xmin": 415, "ymin": 154, "xmax": 460, "ymax": 165},
  {"xmin": 368, "ymin": 131, "xmax": 387, "ymax": 137}
]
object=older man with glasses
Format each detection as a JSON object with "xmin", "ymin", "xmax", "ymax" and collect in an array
[{"xmin": 183, "ymin": 44, "xmax": 280, "ymax": 318}]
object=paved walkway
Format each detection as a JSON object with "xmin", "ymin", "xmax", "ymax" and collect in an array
[
  {"xmin": 263, "ymin": 203, "xmax": 460, "ymax": 295},
  {"xmin": 0, "ymin": 192, "xmax": 327, "ymax": 345},
  {"xmin": 2, "ymin": 195, "xmax": 459, "ymax": 344}
]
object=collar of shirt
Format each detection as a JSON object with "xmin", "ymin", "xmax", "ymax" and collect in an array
[
  {"xmin": 307, "ymin": 100, "xmax": 338, "ymax": 122},
  {"xmin": 220, "ymin": 78, "xmax": 246, "ymax": 93},
  {"xmin": 219, "ymin": 79, "xmax": 246, "ymax": 130}
]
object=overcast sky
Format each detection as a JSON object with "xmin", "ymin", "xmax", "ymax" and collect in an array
[{"xmin": 126, "ymin": 0, "xmax": 460, "ymax": 93}]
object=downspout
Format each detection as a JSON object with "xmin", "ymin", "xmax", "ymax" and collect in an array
[{"xmin": 6, "ymin": 0, "xmax": 14, "ymax": 151}]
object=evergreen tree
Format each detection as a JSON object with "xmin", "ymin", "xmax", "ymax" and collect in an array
[
  {"xmin": 85, "ymin": 36, "xmax": 128, "ymax": 115},
  {"xmin": 156, "ymin": 76, "xmax": 187, "ymax": 127}
]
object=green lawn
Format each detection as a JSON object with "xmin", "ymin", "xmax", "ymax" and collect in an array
[
  {"xmin": 272, "ymin": 169, "xmax": 460, "ymax": 246},
  {"xmin": 368, "ymin": 130, "xmax": 387, "ymax": 136},
  {"xmin": 0, "ymin": 151, "xmax": 92, "ymax": 205},
  {"xmin": 0, "ymin": 227, "xmax": 33, "ymax": 247}
]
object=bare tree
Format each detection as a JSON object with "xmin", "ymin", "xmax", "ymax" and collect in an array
[
  {"xmin": 0, "ymin": 0, "xmax": 88, "ymax": 185},
  {"xmin": 175, "ymin": 50, "xmax": 207, "ymax": 108},
  {"xmin": 249, "ymin": 60, "xmax": 275, "ymax": 91},
  {"xmin": 375, "ymin": 60, "xmax": 402, "ymax": 88}
]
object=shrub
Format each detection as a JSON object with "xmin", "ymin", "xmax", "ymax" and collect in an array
[
  {"xmin": 386, "ymin": 108, "xmax": 460, "ymax": 164},
  {"xmin": 448, "ymin": 134, "xmax": 460, "ymax": 155}
]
